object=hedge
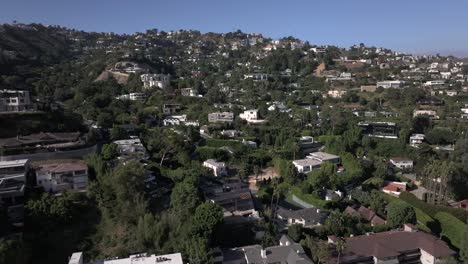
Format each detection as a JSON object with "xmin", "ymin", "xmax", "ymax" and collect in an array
[
  {"xmin": 399, "ymin": 192, "xmax": 468, "ymax": 222},
  {"xmin": 434, "ymin": 212, "xmax": 467, "ymax": 249}
]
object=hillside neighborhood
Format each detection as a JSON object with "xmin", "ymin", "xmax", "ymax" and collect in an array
[{"xmin": 0, "ymin": 22, "xmax": 468, "ymax": 264}]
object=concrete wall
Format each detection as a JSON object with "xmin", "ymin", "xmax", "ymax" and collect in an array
[{"xmin": 0, "ymin": 145, "xmax": 97, "ymax": 162}]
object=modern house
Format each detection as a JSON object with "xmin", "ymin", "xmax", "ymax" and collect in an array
[
  {"xmin": 276, "ymin": 207, "xmax": 328, "ymax": 228},
  {"xmin": 358, "ymin": 121, "xmax": 398, "ymax": 139},
  {"xmin": 113, "ymin": 137, "xmax": 149, "ymax": 162},
  {"xmin": 140, "ymin": 73, "xmax": 170, "ymax": 89},
  {"xmin": 376, "ymin": 80, "xmax": 405, "ymax": 89},
  {"xmin": 35, "ymin": 160, "xmax": 88, "ymax": 193},
  {"xmin": 0, "ymin": 159, "xmax": 29, "ymax": 208},
  {"xmin": 0, "ymin": 89, "xmax": 32, "ymax": 112},
  {"xmin": 239, "ymin": 109, "xmax": 266, "ymax": 124},
  {"xmin": 180, "ymin": 87, "xmax": 199, "ymax": 97},
  {"xmin": 344, "ymin": 205, "xmax": 386, "ymax": 226},
  {"xmin": 116, "ymin": 93, "xmax": 147, "ymax": 101},
  {"xmin": 203, "ymin": 159, "xmax": 227, "ymax": 177},
  {"xmin": 329, "ymin": 225, "xmax": 456, "ymax": 264},
  {"xmin": 389, "ymin": 157, "xmax": 414, "ymax": 170},
  {"xmin": 208, "ymin": 112, "xmax": 234, "ymax": 123},
  {"xmin": 68, "ymin": 252, "xmax": 183, "ymax": 264},
  {"xmin": 409, "ymin": 134, "xmax": 425, "ymax": 147},
  {"xmin": 292, "ymin": 152, "xmax": 341, "ymax": 174},
  {"xmin": 162, "ymin": 104, "xmax": 182, "ymax": 114}
]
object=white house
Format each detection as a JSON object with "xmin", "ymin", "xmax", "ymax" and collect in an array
[
  {"xmin": 292, "ymin": 152, "xmax": 341, "ymax": 174},
  {"xmin": 68, "ymin": 252, "xmax": 183, "ymax": 264},
  {"xmin": 413, "ymin": 110, "xmax": 438, "ymax": 119},
  {"xmin": 203, "ymin": 159, "xmax": 227, "ymax": 177},
  {"xmin": 35, "ymin": 161, "xmax": 88, "ymax": 193},
  {"xmin": 140, "ymin": 74, "xmax": 170, "ymax": 89},
  {"xmin": 0, "ymin": 90, "xmax": 32, "ymax": 112},
  {"xmin": 239, "ymin": 109, "xmax": 267, "ymax": 124},
  {"xmin": 376, "ymin": 80, "xmax": 405, "ymax": 89},
  {"xmin": 0, "ymin": 159, "xmax": 30, "ymax": 206},
  {"xmin": 116, "ymin": 93, "xmax": 147, "ymax": 101},
  {"xmin": 389, "ymin": 157, "xmax": 414, "ymax": 169},
  {"xmin": 409, "ymin": 134, "xmax": 425, "ymax": 147}
]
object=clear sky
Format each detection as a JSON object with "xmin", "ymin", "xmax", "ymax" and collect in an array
[{"xmin": 1, "ymin": 0, "xmax": 468, "ymax": 57}]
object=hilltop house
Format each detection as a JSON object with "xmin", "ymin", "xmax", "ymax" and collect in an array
[{"xmin": 140, "ymin": 73, "xmax": 170, "ymax": 89}]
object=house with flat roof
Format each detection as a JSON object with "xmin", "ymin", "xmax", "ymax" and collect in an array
[
  {"xmin": 239, "ymin": 109, "xmax": 267, "ymax": 124},
  {"xmin": 0, "ymin": 89, "xmax": 32, "ymax": 112},
  {"xmin": 68, "ymin": 252, "xmax": 183, "ymax": 264},
  {"xmin": 140, "ymin": 73, "xmax": 170, "ymax": 89},
  {"xmin": 208, "ymin": 112, "xmax": 234, "ymax": 123},
  {"xmin": 0, "ymin": 159, "xmax": 29, "ymax": 220},
  {"xmin": 113, "ymin": 137, "xmax": 149, "ymax": 162},
  {"xmin": 292, "ymin": 151, "xmax": 340, "ymax": 174},
  {"xmin": 35, "ymin": 160, "xmax": 88, "ymax": 193},
  {"xmin": 329, "ymin": 225, "xmax": 456, "ymax": 264},
  {"xmin": 409, "ymin": 133, "xmax": 425, "ymax": 147},
  {"xmin": 389, "ymin": 157, "xmax": 414, "ymax": 170},
  {"xmin": 358, "ymin": 121, "xmax": 398, "ymax": 139},
  {"xmin": 203, "ymin": 159, "xmax": 227, "ymax": 177}
]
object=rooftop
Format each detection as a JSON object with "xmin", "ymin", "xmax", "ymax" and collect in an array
[
  {"xmin": 0, "ymin": 159, "xmax": 29, "ymax": 169},
  {"xmin": 342, "ymin": 230, "xmax": 455, "ymax": 261},
  {"xmin": 36, "ymin": 161, "xmax": 87, "ymax": 173},
  {"xmin": 292, "ymin": 158, "xmax": 322, "ymax": 167},
  {"xmin": 89, "ymin": 253, "xmax": 183, "ymax": 264}
]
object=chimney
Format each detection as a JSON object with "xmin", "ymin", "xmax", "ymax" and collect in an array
[{"xmin": 261, "ymin": 249, "xmax": 267, "ymax": 259}]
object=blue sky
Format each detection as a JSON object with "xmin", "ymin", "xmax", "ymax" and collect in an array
[{"xmin": 1, "ymin": 0, "xmax": 468, "ymax": 57}]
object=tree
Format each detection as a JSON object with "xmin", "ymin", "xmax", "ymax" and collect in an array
[
  {"xmin": 386, "ymin": 202, "xmax": 416, "ymax": 228},
  {"xmin": 170, "ymin": 180, "xmax": 200, "ymax": 213},
  {"xmin": 192, "ymin": 202, "xmax": 223, "ymax": 239},
  {"xmin": 101, "ymin": 143, "xmax": 119, "ymax": 160},
  {"xmin": 183, "ymin": 236, "xmax": 213, "ymax": 264},
  {"xmin": 412, "ymin": 115, "xmax": 431, "ymax": 134},
  {"xmin": 369, "ymin": 191, "xmax": 386, "ymax": 216},
  {"xmin": 287, "ymin": 224, "xmax": 303, "ymax": 242}
]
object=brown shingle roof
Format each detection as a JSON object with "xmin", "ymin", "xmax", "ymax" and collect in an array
[{"xmin": 344, "ymin": 230, "xmax": 455, "ymax": 260}]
